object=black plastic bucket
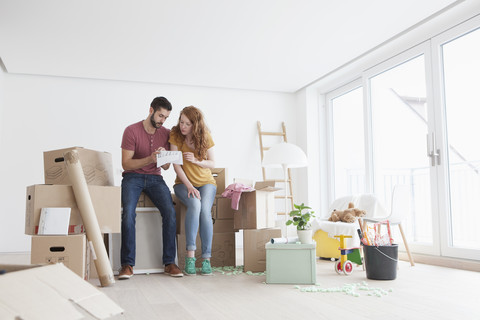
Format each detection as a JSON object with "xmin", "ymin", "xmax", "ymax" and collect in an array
[{"xmin": 363, "ymin": 244, "xmax": 398, "ymax": 280}]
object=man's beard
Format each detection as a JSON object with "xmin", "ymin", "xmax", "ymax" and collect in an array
[{"xmin": 150, "ymin": 114, "xmax": 163, "ymax": 128}]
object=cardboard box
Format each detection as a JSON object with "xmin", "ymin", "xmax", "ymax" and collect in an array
[
  {"xmin": 0, "ymin": 263, "xmax": 123, "ymax": 319},
  {"xmin": 212, "ymin": 218, "xmax": 234, "ymax": 233},
  {"xmin": 234, "ymin": 181, "xmax": 280, "ymax": 230},
  {"xmin": 177, "ymin": 232, "xmax": 236, "ymax": 270},
  {"xmin": 31, "ymin": 234, "xmax": 90, "ymax": 280},
  {"xmin": 43, "ymin": 146, "xmax": 114, "ymax": 186},
  {"xmin": 243, "ymin": 228, "xmax": 282, "ymax": 272},
  {"xmin": 213, "ymin": 196, "xmax": 235, "ymax": 220},
  {"xmin": 211, "ymin": 168, "xmax": 227, "ymax": 194},
  {"xmin": 265, "ymin": 242, "xmax": 317, "ymax": 284},
  {"xmin": 25, "ymin": 184, "xmax": 121, "ymax": 235}
]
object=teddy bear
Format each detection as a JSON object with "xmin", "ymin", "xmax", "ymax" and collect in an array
[{"xmin": 328, "ymin": 202, "xmax": 366, "ymax": 223}]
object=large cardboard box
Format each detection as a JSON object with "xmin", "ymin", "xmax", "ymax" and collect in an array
[
  {"xmin": 243, "ymin": 228, "xmax": 282, "ymax": 272},
  {"xmin": 177, "ymin": 232, "xmax": 236, "ymax": 270},
  {"xmin": 0, "ymin": 263, "xmax": 123, "ymax": 319},
  {"xmin": 265, "ymin": 242, "xmax": 317, "ymax": 284},
  {"xmin": 31, "ymin": 234, "xmax": 90, "ymax": 280},
  {"xmin": 43, "ymin": 146, "xmax": 114, "ymax": 186},
  {"xmin": 234, "ymin": 181, "xmax": 280, "ymax": 230},
  {"xmin": 25, "ymin": 184, "xmax": 121, "ymax": 235},
  {"xmin": 210, "ymin": 168, "xmax": 227, "ymax": 194}
]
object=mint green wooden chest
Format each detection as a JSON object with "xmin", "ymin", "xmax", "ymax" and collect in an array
[{"xmin": 265, "ymin": 242, "xmax": 316, "ymax": 284}]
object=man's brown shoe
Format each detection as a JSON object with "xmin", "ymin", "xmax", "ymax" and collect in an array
[
  {"xmin": 164, "ymin": 263, "xmax": 183, "ymax": 277},
  {"xmin": 118, "ymin": 265, "xmax": 133, "ymax": 280}
]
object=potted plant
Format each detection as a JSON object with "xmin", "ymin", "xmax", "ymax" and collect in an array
[{"xmin": 286, "ymin": 203, "xmax": 315, "ymax": 244}]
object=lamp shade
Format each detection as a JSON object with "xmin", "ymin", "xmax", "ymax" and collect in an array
[{"xmin": 262, "ymin": 142, "xmax": 308, "ymax": 168}]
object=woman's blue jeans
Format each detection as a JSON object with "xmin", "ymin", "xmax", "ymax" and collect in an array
[
  {"xmin": 121, "ymin": 173, "xmax": 177, "ymax": 266},
  {"xmin": 173, "ymin": 183, "xmax": 216, "ymax": 258}
]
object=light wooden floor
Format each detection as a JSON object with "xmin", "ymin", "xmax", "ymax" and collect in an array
[
  {"xmin": 97, "ymin": 251, "xmax": 478, "ymax": 320},
  {"xmin": 2, "ymin": 251, "xmax": 479, "ymax": 320}
]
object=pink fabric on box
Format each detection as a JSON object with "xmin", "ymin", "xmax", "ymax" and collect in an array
[{"xmin": 221, "ymin": 183, "xmax": 254, "ymax": 210}]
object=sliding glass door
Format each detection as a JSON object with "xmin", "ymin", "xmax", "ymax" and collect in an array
[
  {"xmin": 433, "ymin": 17, "xmax": 480, "ymax": 260},
  {"xmin": 325, "ymin": 16, "xmax": 480, "ymax": 260},
  {"xmin": 366, "ymin": 45, "xmax": 435, "ymax": 254}
]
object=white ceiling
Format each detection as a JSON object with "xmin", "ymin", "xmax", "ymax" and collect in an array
[{"xmin": 0, "ymin": 0, "xmax": 459, "ymax": 93}]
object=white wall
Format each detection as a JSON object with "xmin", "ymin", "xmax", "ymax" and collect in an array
[
  {"xmin": 0, "ymin": 69, "xmax": 296, "ymax": 253},
  {"xmin": 294, "ymin": 87, "xmax": 324, "ymax": 216},
  {"xmin": 0, "ymin": 62, "xmax": 4, "ymax": 149}
]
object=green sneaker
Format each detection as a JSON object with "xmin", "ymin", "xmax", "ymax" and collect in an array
[
  {"xmin": 201, "ymin": 259, "xmax": 213, "ymax": 276},
  {"xmin": 184, "ymin": 257, "xmax": 196, "ymax": 276}
]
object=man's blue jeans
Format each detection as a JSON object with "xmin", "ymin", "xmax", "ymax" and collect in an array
[
  {"xmin": 173, "ymin": 183, "xmax": 216, "ymax": 258},
  {"xmin": 121, "ymin": 173, "xmax": 177, "ymax": 266}
]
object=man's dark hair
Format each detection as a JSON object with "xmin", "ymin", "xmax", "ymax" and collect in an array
[{"xmin": 151, "ymin": 97, "xmax": 172, "ymax": 112}]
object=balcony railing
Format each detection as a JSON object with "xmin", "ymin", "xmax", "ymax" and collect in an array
[{"xmin": 346, "ymin": 160, "xmax": 480, "ymax": 248}]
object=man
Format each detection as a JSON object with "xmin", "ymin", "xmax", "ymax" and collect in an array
[{"xmin": 119, "ymin": 96, "xmax": 183, "ymax": 279}]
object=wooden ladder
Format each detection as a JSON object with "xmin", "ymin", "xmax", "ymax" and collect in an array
[{"xmin": 257, "ymin": 121, "xmax": 294, "ymax": 215}]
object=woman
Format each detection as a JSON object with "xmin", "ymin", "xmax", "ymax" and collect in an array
[{"xmin": 169, "ymin": 106, "xmax": 216, "ymax": 276}]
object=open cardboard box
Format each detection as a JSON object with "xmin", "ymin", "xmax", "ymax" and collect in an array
[
  {"xmin": 0, "ymin": 263, "xmax": 123, "ymax": 319},
  {"xmin": 234, "ymin": 180, "xmax": 281, "ymax": 230}
]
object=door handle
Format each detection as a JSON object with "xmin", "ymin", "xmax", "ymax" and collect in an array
[{"xmin": 427, "ymin": 132, "xmax": 440, "ymax": 166}]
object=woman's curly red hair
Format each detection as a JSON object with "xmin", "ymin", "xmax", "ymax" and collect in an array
[{"xmin": 171, "ymin": 106, "xmax": 210, "ymax": 160}]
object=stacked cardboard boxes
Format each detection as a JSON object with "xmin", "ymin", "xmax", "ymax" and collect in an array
[
  {"xmin": 27, "ymin": 147, "xmax": 121, "ymax": 280},
  {"xmin": 174, "ymin": 168, "xmax": 237, "ymax": 270},
  {"xmin": 235, "ymin": 180, "xmax": 282, "ymax": 272}
]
